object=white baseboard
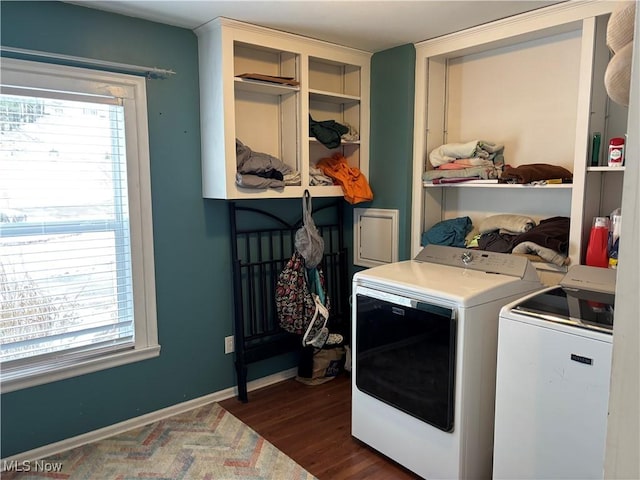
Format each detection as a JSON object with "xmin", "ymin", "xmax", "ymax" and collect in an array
[{"xmin": 1, "ymin": 367, "xmax": 297, "ymax": 466}]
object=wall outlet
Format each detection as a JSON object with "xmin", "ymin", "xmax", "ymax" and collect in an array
[{"xmin": 224, "ymin": 335, "xmax": 234, "ymax": 354}]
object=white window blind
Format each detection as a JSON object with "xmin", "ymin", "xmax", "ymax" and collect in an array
[{"xmin": 0, "ymin": 58, "xmax": 159, "ymax": 391}]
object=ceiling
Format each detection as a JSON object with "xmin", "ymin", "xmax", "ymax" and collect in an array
[{"xmin": 67, "ymin": 1, "xmax": 563, "ymax": 52}]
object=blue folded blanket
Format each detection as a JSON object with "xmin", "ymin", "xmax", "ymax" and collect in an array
[{"xmin": 421, "ymin": 216, "xmax": 472, "ymax": 247}]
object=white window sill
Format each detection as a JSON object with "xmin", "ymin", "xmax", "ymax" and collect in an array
[{"xmin": 1, "ymin": 345, "xmax": 161, "ymax": 393}]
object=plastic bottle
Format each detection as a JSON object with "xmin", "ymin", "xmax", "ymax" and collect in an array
[
  {"xmin": 608, "ymin": 137, "xmax": 625, "ymax": 167},
  {"xmin": 608, "ymin": 213, "xmax": 621, "ymax": 269},
  {"xmin": 591, "ymin": 132, "xmax": 601, "ymax": 166},
  {"xmin": 585, "ymin": 217, "xmax": 610, "ymax": 268}
]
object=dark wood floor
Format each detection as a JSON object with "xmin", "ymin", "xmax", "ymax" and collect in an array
[{"xmin": 220, "ymin": 373, "xmax": 422, "ymax": 480}]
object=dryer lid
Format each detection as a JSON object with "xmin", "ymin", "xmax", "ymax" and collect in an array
[{"xmin": 354, "ymin": 255, "xmax": 542, "ymax": 308}]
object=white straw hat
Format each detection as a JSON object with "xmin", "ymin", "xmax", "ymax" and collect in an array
[
  {"xmin": 605, "ymin": 41, "xmax": 633, "ymax": 106},
  {"xmin": 606, "ymin": 2, "xmax": 636, "ymax": 54}
]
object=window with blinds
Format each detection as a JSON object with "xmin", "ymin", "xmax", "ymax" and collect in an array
[{"xmin": 0, "ymin": 58, "xmax": 159, "ymax": 392}]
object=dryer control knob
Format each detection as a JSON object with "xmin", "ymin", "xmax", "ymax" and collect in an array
[{"xmin": 461, "ymin": 251, "xmax": 474, "ymax": 265}]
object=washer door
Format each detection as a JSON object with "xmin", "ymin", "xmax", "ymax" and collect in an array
[{"xmin": 355, "ymin": 293, "xmax": 457, "ymax": 432}]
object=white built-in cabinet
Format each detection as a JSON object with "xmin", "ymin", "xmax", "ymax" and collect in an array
[
  {"xmin": 411, "ymin": 1, "xmax": 628, "ymax": 279},
  {"xmin": 195, "ymin": 17, "xmax": 370, "ymax": 199}
]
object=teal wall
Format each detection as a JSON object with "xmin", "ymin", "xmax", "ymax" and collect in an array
[
  {"xmin": 369, "ymin": 45, "xmax": 416, "ymax": 261},
  {"xmin": 0, "ymin": 1, "xmax": 416, "ymax": 457}
]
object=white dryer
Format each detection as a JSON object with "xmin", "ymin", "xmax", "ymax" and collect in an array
[
  {"xmin": 493, "ymin": 266, "xmax": 616, "ymax": 480},
  {"xmin": 351, "ymin": 245, "xmax": 542, "ymax": 479}
]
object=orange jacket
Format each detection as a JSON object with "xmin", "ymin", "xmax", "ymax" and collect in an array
[{"xmin": 316, "ymin": 153, "xmax": 373, "ymax": 204}]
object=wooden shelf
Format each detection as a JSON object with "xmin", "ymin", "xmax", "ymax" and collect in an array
[
  {"xmin": 309, "ymin": 89, "xmax": 360, "ymax": 105},
  {"xmin": 423, "ymin": 181, "xmax": 573, "ymax": 189},
  {"xmin": 234, "ymin": 77, "xmax": 299, "ymax": 95},
  {"xmin": 587, "ymin": 166, "xmax": 625, "ymax": 172},
  {"xmin": 309, "ymin": 137, "xmax": 360, "ymax": 145}
]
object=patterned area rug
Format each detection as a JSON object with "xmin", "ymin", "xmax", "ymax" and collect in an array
[{"xmin": 4, "ymin": 402, "xmax": 316, "ymax": 479}]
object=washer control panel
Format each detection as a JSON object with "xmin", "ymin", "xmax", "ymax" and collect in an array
[
  {"xmin": 414, "ymin": 244, "xmax": 539, "ymax": 280},
  {"xmin": 461, "ymin": 251, "xmax": 474, "ymax": 265}
]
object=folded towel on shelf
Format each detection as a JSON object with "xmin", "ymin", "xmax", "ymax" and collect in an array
[
  {"xmin": 477, "ymin": 231, "xmax": 518, "ymax": 253},
  {"xmin": 478, "ymin": 214, "xmax": 536, "ymax": 235},
  {"xmin": 499, "ymin": 163, "xmax": 572, "ymax": 184},
  {"xmin": 436, "ymin": 158, "xmax": 497, "ymax": 170},
  {"xmin": 431, "ymin": 177, "xmax": 482, "ymax": 184},
  {"xmin": 429, "ymin": 140, "xmax": 504, "ymax": 168},
  {"xmin": 309, "ymin": 167, "xmax": 334, "ymax": 186},
  {"xmin": 512, "ymin": 216, "xmax": 570, "ymax": 254},
  {"xmin": 236, "ymin": 172, "xmax": 284, "ymax": 189},
  {"xmin": 236, "ymin": 138, "xmax": 298, "ymax": 189},
  {"xmin": 512, "ymin": 241, "xmax": 569, "ymax": 266},
  {"xmin": 423, "ymin": 165, "xmax": 501, "ymax": 181},
  {"xmin": 341, "ymin": 122, "xmax": 360, "ymax": 142}
]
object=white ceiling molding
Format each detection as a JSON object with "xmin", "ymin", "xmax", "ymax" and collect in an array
[{"xmin": 65, "ymin": 1, "xmax": 564, "ymax": 52}]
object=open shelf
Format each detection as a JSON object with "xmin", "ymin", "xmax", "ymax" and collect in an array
[
  {"xmin": 587, "ymin": 166, "xmax": 625, "ymax": 172},
  {"xmin": 423, "ymin": 182, "xmax": 573, "ymax": 189},
  {"xmin": 309, "ymin": 137, "xmax": 360, "ymax": 145},
  {"xmin": 196, "ymin": 18, "xmax": 370, "ymax": 199},
  {"xmin": 234, "ymin": 77, "xmax": 299, "ymax": 95},
  {"xmin": 411, "ymin": 3, "xmax": 622, "ymax": 270},
  {"xmin": 309, "ymin": 89, "xmax": 360, "ymax": 104}
]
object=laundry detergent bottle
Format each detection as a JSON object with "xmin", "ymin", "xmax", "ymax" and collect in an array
[{"xmin": 585, "ymin": 217, "xmax": 610, "ymax": 268}]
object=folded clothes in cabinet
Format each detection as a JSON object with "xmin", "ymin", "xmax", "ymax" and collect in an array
[
  {"xmin": 499, "ymin": 163, "xmax": 573, "ymax": 184},
  {"xmin": 429, "ymin": 177, "xmax": 498, "ymax": 185},
  {"xmin": 235, "ymin": 139, "xmax": 300, "ymax": 189},
  {"xmin": 429, "ymin": 140, "xmax": 505, "ymax": 168},
  {"xmin": 423, "ymin": 165, "xmax": 501, "ymax": 181},
  {"xmin": 309, "ymin": 115, "xmax": 349, "ymax": 149},
  {"xmin": 316, "ymin": 153, "xmax": 373, "ymax": 204}
]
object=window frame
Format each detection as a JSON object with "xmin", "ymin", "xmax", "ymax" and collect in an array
[{"xmin": 0, "ymin": 58, "xmax": 160, "ymax": 393}]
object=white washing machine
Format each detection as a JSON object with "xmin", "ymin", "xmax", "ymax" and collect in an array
[
  {"xmin": 351, "ymin": 245, "xmax": 543, "ymax": 479},
  {"xmin": 493, "ymin": 265, "xmax": 616, "ymax": 480}
]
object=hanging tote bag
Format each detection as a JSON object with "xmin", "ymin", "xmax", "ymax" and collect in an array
[
  {"xmin": 276, "ymin": 190, "xmax": 329, "ymax": 340},
  {"xmin": 275, "ymin": 251, "xmax": 330, "ymax": 338}
]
